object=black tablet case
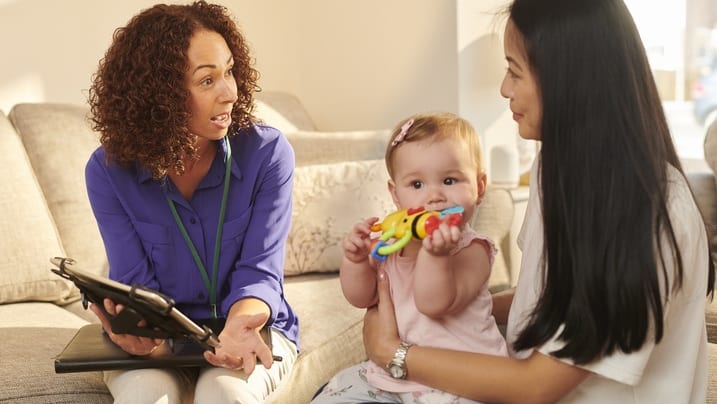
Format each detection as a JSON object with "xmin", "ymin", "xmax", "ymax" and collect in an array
[
  {"xmin": 54, "ymin": 323, "xmax": 273, "ymax": 373},
  {"xmin": 55, "ymin": 323, "xmax": 207, "ymax": 373},
  {"xmin": 50, "ymin": 257, "xmax": 276, "ymax": 373}
]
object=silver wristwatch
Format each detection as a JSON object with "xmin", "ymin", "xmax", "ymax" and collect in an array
[{"xmin": 387, "ymin": 341, "xmax": 412, "ymax": 379}]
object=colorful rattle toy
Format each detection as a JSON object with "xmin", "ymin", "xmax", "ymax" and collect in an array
[{"xmin": 369, "ymin": 206, "xmax": 464, "ymax": 261}]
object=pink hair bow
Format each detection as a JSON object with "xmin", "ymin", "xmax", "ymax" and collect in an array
[{"xmin": 391, "ymin": 119, "xmax": 414, "ymax": 147}]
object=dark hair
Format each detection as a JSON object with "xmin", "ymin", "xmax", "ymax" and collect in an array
[
  {"xmin": 88, "ymin": 1, "xmax": 260, "ymax": 179},
  {"xmin": 508, "ymin": 0, "xmax": 716, "ymax": 364}
]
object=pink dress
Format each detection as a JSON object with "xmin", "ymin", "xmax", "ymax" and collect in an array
[{"xmin": 366, "ymin": 225, "xmax": 509, "ymax": 393}]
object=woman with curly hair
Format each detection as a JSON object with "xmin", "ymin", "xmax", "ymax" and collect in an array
[{"xmin": 85, "ymin": 1, "xmax": 298, "ymax": 402}]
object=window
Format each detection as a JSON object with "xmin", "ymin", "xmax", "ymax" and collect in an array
[{"xmin": 626, "ymin": 0, "xmax": 717, "ymax": 161}]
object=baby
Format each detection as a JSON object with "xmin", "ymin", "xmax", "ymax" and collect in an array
[{"xmin": 313, "ymin": 112, "xmax": 508, "ymax": 404}]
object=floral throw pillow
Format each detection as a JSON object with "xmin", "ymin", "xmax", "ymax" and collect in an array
[{"xmin": 285, "ymin": 159, "xmax": 394, "ymax": 276}]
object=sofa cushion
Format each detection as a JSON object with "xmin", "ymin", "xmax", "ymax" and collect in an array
[
  {"xmin": 708, "ymin": 298, "xmax": 717, "ymax": 345},
  {"xmin": 471, "ymin": 186, "xmax": 514, "ymax": 290},
  {"xmin": 9, "ymin": 103, "xmax": 108, "ymax": 279},
  {"xmin": 0, "ymin": 327, "xmax": 111, "ymax": 403},
  {"xmin": 706, "ymin": 120, "xmax": 717, "ymax": 258},
  {"xmin": 0, "ymin": 302, "xmax": 89, "ymax": 329},
  {"xmin": 706, "ymin": 119, "xmax": 717, "ymax": 179},
  {"xmin": 286, "ymin": 130, "xmax": 390, "ymax": 166},
  {"xmin": 286, "ymin": 159, "xmax": 395, "ymax": 276},
  {"xmin": 710, "ymin": 343, "xmax": 717, "ymax": 404},
  {"xmin": 0, "ymin": 111, "xmax": 75, "ymax": 304},
  {"xmin": 285, "ymin": 158, "xmax": 514, "ymax": 290},
  {"xmin": 255, "ymin": 91, "xmax": 318, "ymax": 133},
  {"xmin": 687, "ymin": 171, "xmax": 717, "ymax": 267},
  {"xmin": 276, "ymin": 273, "xmax": 365, "ymax": 403}
]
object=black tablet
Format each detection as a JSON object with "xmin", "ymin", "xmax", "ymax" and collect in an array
[{"xmin": 50, "ymin": 256, "xmax": 221, "ymax": 351}]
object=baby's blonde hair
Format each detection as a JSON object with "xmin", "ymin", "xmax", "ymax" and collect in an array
[{"xmin": 385, "ymin": 112, "xmax": 485, "ymax": 179}]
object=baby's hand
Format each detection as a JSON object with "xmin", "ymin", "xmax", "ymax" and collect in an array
[
  {"xmin": 422, "ymin": 221, "xmax": 462, "ymax": 256},
  {"xmin": 343, "ymin": 217, "xmax": 379, "ymax": 263}
]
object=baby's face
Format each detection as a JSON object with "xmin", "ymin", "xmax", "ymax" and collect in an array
[{"xmin": 388, "ymin": 136, "xmax": 480, "ymax": 223}]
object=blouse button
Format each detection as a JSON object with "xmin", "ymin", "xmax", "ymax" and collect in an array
[{"xmin": 190, "ymin": 218, "xmax": 197, "ymax": 224}]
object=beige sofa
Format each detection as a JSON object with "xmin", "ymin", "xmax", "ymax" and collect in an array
[
  {"xmin": 695, "ymin": 120, "xmax": 717, "ymax": 402},
  {"xmin": 0, "ymin": 92, "xmax": 517, "ymax": 403}
]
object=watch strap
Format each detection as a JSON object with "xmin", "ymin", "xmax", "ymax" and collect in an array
[{"xmin": 387, "ymin": 341, "xmax": 412, "ymax": 379}]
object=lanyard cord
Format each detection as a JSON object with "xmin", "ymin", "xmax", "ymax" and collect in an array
[{"xmin": 165, "ymin": 137, "xmax": 232, "ymax": 319}]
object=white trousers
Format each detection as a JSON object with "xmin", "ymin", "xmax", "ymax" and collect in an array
[
  {"xmin": 104, "ymin": 330, "xmax": 297, "ymax": 404},
  {"xmin": 311, "ymin": 362, "xmax": 484, "ymax": 404}
]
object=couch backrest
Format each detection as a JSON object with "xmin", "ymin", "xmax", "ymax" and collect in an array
[
  {"xmin": 254, "ymin": 94, "xmax": 514, "ymax": 288},
  {"xmin": 707, "ymin": 120, "xmax": 717, "ymax": 178},
  {"xmin": 255, "ymin": 91, "xmax": 317, "ymax": 133},
  {"xmin": 284, "ymin": 155, "xmax": 514, "ymax": 288},
  {"xmin": 255, "ymin": 91, "xmax": 393, "ymax": 166},
  {"xmin": 9, "ymin": 103, "xmax": 108, "ymax": 281},
  {"xmin": 285, "ymin": 130, "xmax": 390, "ymax": 166},
  {"xmin": 703, "ymin": 120, "xmax": 717, "ymax": 260},
  {"xmin": 0, "ymin": 110, "xmax": 76, "ymax": 304},
  {"xmin": 4, "ymin": 97, "xmax": 516, "ymax": 301}
]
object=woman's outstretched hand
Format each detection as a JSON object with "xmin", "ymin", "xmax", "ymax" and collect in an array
[
  {"xmin": 203, "ymin": 312, "xmax": 273, "ymax": 374},
  {"xmin": 363, "ymin": 268, "xmax": 402, "ymax": 368}
]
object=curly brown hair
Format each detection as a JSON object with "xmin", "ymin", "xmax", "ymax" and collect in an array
[{"xmin": 88, "ymin": 1, "xmax": 260, "ymax": 179}]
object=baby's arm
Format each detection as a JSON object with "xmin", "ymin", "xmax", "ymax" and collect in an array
[
  {"xmin": 413, "ymin": 223, "xmax": 491, "ymax": 317},
  {"xmin": 340, "ymin": 217, "xmax": 380, "ymax": 308}
]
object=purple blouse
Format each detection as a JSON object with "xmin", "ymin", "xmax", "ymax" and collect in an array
[{"xmin": 85, "ymin": 123, "xmax": 299, "ymax": 347}]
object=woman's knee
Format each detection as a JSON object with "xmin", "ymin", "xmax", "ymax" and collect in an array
[{"xmin": 104, "ymin": 368, "xmax": 187, "ymax": 404}]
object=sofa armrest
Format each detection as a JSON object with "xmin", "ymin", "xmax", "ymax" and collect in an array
[
  {"xmin": 687, "ymin": 170, "xmax": 717, "ymax": 275},
  {"xmin": 471, "ymin": 186, "xmax": 515, "ymax": 291},
  {"xmin": 687, "ymin": 171, "xmax": 717, "ymax": 232},
  {"xmin": 686, "ymin": 171, "xmax": 717, "ymax": 343},
  {"xmin": 707, "ymin": 298, "xmax": 717, "ymax": 344}
]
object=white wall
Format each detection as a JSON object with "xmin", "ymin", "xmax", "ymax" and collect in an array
[
  {"xmin": 0, "ymin": 0, "xmax": 516, "ymax": 175},
  {"xmin": 0, "ymin": 0, "xmax": 301, "ymax": 112},
  {"xmin": 229, "ymin": 1, "xmax": 302, "ymax": 99},
  {"xmin": 234, "ymin": 0, "xmax": 462, "ymax": 132},
  {"xmin": 0, "ymin": 0, "xmax": 159, "ymax": 111},
  {"xmin": 292, "ymin": 0, "xmax": 459, "ymax": 131}
]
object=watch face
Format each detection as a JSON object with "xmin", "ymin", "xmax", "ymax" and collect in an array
[{"xmin": 389, "ymin": 364, "xmax": 405, "ymax": 379}]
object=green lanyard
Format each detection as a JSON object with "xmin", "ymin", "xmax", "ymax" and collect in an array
[{"xmin": 165, "ymin": 137, "xmax": 232, "ymax": 319}]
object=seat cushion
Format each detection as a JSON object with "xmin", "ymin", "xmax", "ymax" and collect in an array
[
  {"xmin": 0, "ymin": 302, "xmax": 89, "ymax": 329},
  {"xmin": 276, "ymin": 273, "xmax": 365, "ymax": 403},
  {"xmin": 284, "ymin": 273, "xmax": 364, "ymax": 353},
  {"xmin": 0, "ymin": 327, "xmax": 111, "ymax": 403}
]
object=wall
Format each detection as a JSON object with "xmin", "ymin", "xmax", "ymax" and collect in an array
[
  {"xmin": 457, "ymin": 0, "xmax": 524, "ymax": 181},
  {"xmin": 292, "ymin": 0, "xmax": 459, "ymax": 131},
  {"xmin": 0, "ymin": 0, "xmax": 517, "ymax": 177},
  {"xmin": 0, "ymin": 0, "xmax": 301, "ymax": 113},
  {"xmin": 0, "ymin": 0, "xmax": 155, "ymax": 112}
]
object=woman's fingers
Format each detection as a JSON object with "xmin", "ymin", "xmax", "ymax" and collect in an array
[
  {"xmin": 90, "ymin": 298, "xmax": 164, "ymax": 356},
  {"xmin": 89, "ymin": 302, "xmax": 112, "ymax": 333},
  {"xmin": 363, "ymin": 268, "xmax": 402, "ymax": 366},
  {"xmin": 375, "ymin": 268, "xmax": 394, "ymax": 310}
]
